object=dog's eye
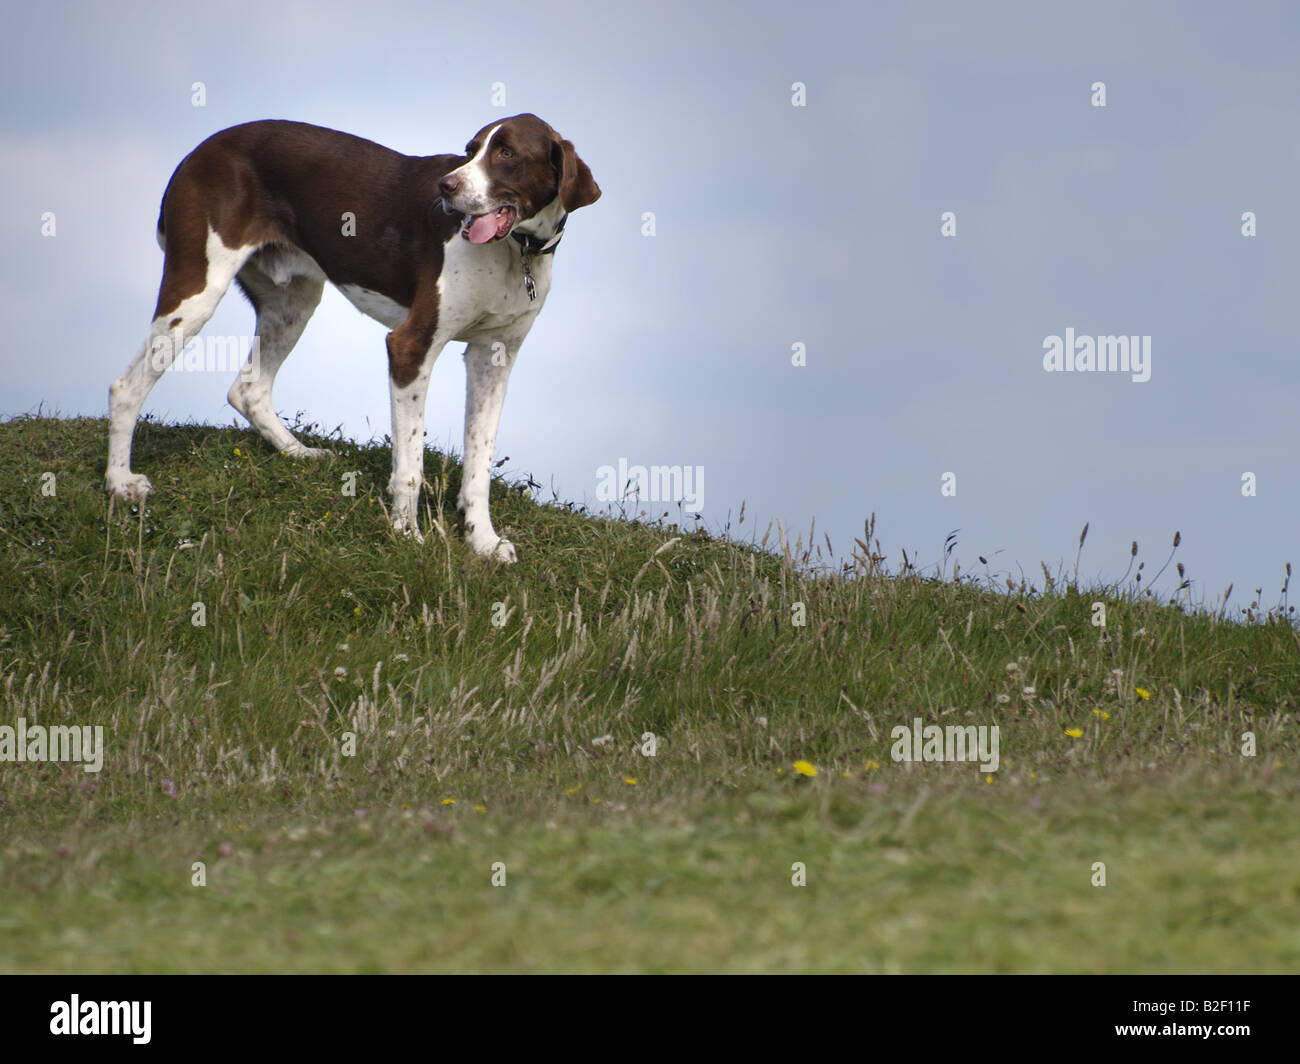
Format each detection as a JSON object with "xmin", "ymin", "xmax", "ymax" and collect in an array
[{"xmin": 499, "ymin": 147, "xmax": 513, "ymax": 158}]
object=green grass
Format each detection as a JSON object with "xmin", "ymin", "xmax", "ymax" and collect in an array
[{"xmin": 1, "ymin": 413, "xmax": 1297, "ymax": 972}]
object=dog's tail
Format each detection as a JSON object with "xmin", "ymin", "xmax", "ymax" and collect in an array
[
  {"xmin": 155, "ymin": 148, "xmax": 199, "ymax": 251},
  {"xmin": 155, "ymin": 155, "xmax": 186, "ymax": 250},
  {"xmin": 155, "ymin": 184, "xmax": 170, "ymax": 250}
]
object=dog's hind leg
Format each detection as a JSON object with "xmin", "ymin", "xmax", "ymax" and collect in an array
[
  {"xmin": 106, "ymin": 226, "xmax": 257, "ymax": 500},
  {"xmin": 227, "ymin": 260, "xmax": 327, "ymax": 458}
]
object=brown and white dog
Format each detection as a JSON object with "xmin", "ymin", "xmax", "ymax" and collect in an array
[{"xmin": 106, "ymin": 115, "xmax": 600, "ymax": 562}]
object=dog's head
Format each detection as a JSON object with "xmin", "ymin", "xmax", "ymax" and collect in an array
[{"xmin": 437, "ymin": 113, "xmax": 600, "ymax": 244}]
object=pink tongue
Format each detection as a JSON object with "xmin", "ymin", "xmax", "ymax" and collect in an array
[{"xmin": 465, "ymin": 212, "xmax": 500, "ymax": 244}]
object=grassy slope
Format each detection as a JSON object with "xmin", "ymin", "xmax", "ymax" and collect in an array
[{"xmin": 0, "ymin": 414, "xmax": 1297, "ymax": 973}]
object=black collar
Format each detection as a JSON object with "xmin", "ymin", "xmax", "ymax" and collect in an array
[{"xmin": 511, "ymin": 212, "xmax": 567, "ymax": 256}]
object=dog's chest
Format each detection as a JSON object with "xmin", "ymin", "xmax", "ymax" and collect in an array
[{"xmin": 438, "ymin": 237, "xmax": 553, "ymax": 340}]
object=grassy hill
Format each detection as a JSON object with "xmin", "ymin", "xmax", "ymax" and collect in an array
[{"xmin": 0, "ymin": 414, "xmax": 1297, "ymax": 972}]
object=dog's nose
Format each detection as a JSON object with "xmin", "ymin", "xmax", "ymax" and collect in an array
[{"xmin": 438, "ymin": 174, "xmax": 461, "ymax": 196}]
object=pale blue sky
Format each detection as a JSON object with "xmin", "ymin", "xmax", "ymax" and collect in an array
[{"xmin": 3, "ymin": 0, "xmax": 1296, "ymax": 611}]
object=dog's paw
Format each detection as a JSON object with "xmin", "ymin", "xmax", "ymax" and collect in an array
[
  {"xmin": 106, "ymin": 471, "xmax": 153, "ymax": 501},
  {"xmin": 291, "ymin": 445, "xmax": 334, "ymax": 460},
  {"xmin": 467, "ymin": 533, "xmax": 517, "ymax": 564},
  {"xmin": 391, "ymin": 514, "xmax": 425, "ymax": 544}
]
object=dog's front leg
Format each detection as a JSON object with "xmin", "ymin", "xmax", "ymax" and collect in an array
[
  {"xmin": 385, "ymin": 298, "xmax": 441, "ymax": 541},
  {"xmin": 459, "ymin": 337, "xmax": 520, "ymax": 563}
]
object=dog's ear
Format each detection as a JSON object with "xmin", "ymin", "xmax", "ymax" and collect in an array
[{"xmin": 551, "ymin": 137, "xmax": 600, "ymax": 212}]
